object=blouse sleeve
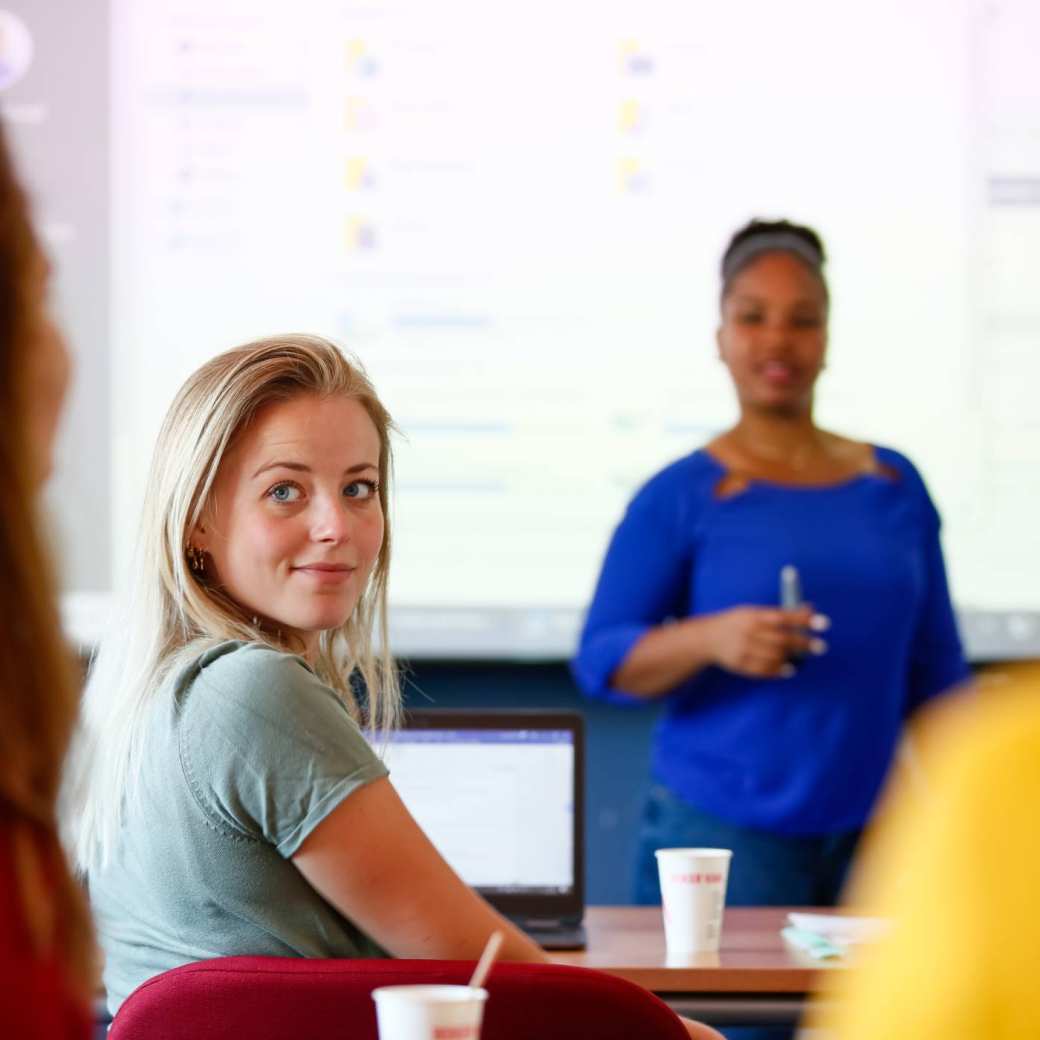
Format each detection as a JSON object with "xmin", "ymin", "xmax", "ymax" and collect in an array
[
  {"xmin": 904, "ymin": 474, "xmax": 971, "ymax": 714},
  {"xmin": 571, "ymin": 474, "xmax": 694, "ymax": 703},
  {"xmin": 180, "ymin": 645, "xmax": 388, "ymax": 857}
]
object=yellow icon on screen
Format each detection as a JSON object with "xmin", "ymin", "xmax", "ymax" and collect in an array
[
  {"xmin": 618, "ymin": 157, "xmax": 650, "ymax": 194},
  {"xmin": 619, "ymin": 39, "xmax": 654, "ymax": 76},
  {"xmin": 345, "ymin": 157, "xmax": 372, "ymax": 190},
  {"xmin": 346, "ymin": 39, "xmax": 378, "ymax": 76},
  {"xmin": 347, "ymin": 39, "xmax": 365, "ymax": 66},
  {"xmin": 345, "ymin": 97, "xmax": 374, "ymax": 131},
  {"xmin": 619, "ymin": 99, "xmax": 641, "ymax": 133},
  {"xmin": 345, "ymin": 217, "xmax": 376, "ymax": 251},
  {"xmin": 619, "ymin": 39, "xmax": 638, "ymax": 74}
]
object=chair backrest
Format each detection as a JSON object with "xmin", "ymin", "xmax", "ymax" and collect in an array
[{"xmin": 108, "ymin": 956, "xmax": 689, "ymax": 1040}]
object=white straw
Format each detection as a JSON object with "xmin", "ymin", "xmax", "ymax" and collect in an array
[{"xmin": 467, "ymin": 930, "xmax": 504, "ymax": 990}]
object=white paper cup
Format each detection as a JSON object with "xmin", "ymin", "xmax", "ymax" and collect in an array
[
  {"xmin": 655, "ymin": 847, "xmax": 733, "ymax": 954},
  {"xmin": 372, "ymin": 984, "xmax": 488, "ymax": 1040}
]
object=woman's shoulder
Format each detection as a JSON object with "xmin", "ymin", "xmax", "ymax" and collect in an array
[
  {"xmin": 867, "ymin": 443, "xmax": 937, "ymax": 505},
  {"xmin": 621, "ymin": 450, "xmax": 722, "ymax": 539},
  {"xmin": 174, "ymin": 640, "xmax": 362, "ymax": 766},
  {"xmin": 175, "ymin": 640, "xmax": 334, "ymax": 722},
  {"xmin": 818, "ymin": 431, "xmax": 878, "ymax": 468},
  {"xmin": 855, "ymin": 443, "xmax": 944, "ymax": 535},
  {"xmin": 634, "ymin": 448, "xmax": 723, "ymax": 504},
  {"xmin": 818, "ymin": 434, "xmax": 930, "ymax": 492},
  {"xmin": 194, "ymin": 639, "xmax": 316, "ymax": 686},
  {"xmin": 868, "ymin": 443, "xmax": 922, "ymax": 478},
  {"xmin": 162, "ymin": 642, "xmax": 381, "ymax": 851}
]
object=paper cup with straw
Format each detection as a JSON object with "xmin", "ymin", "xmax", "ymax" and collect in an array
[{"xmin": 371, "ymin": 931, "xmax": 502, "ymax": 1040}]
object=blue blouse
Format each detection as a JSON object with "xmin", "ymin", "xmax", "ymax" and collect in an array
[{"xmin": 572, "ymin": 447, "xmax": 969, "ymax": 835}]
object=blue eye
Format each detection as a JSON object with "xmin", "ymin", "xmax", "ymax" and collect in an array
[
  {"xmin": 344, "ymin": 480, "xmax": 378, "ymax": 500},
  {"xmin": 268, "ymin": 483, "xmax": 302, "ymax": 503}
]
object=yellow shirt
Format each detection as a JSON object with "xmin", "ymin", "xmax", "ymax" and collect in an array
[{"xmin": 808, "ymin": 668, "xmax": 1040, "ymax": 1039}]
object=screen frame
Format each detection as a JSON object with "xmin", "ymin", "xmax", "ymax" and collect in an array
[{"xmin": 397, "ymin": 707, "xmax": 585, "ymax": 922}]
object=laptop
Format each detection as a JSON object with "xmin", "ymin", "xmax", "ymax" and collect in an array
[{"xmin": 380, "ymin": 708, "xmax": 586, "ymax": 950}]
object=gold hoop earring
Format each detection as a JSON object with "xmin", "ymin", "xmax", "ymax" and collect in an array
[{"xmin": 186, "ymin": 545, "xmax": 207, "ymax": 574}]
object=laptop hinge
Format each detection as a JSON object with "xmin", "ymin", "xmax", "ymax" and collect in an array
[{"xmin": 519, "ymin": 917, "xmax": 568, "ymax": 929}]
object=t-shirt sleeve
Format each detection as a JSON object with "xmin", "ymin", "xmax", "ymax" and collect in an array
[
  {"xmin": 178, "ymin": 645, "xmax": 388, "ymax": 858},
  {"xmin": 903, "ymin": 468, "xmax": 971, "ymax": 713},
  {"xmin": 571, "ymin": 471, "xmax": 694, "ymax": 703}
]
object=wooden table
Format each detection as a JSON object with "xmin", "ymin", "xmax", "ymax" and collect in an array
[{"xmin": 551, "ymin": 906, "xmax": 845, "ymax": 1027}]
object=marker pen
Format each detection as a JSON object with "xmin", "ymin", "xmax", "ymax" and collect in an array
[
  {"xmin": 780, "ymin": 564, "xmax": 802, "ymax": 610},
  {"xmin": 780, "ymin": 564, "xmax": 806, "ymax": 665},
  {"xmin": 780, "ymin": 564, "xmax": 829, "ymax": 662}
]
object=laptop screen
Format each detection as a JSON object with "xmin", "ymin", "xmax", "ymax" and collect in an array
[{"xmin": 380, "ymin": 712, "xmax": 580, "ymax": 900}]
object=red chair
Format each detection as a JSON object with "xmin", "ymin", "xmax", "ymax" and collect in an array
[{"xmin": 108, "ymin": 956, "xmax": 690, "ymax": 1039}]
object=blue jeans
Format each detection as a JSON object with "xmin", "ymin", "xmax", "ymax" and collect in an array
[{"xmin": 634, "ymin": 784, "xmax": 861, "ymax": 1040}]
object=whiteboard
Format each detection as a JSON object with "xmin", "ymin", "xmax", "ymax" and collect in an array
[{"xmin": 7, "ymin": 0, "xmax": 1040, "ymax": 657}]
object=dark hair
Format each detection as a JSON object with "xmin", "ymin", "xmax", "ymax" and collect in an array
[{"xmin": 720, "ymin": 218, "xmax": 828, "ymax": 303}]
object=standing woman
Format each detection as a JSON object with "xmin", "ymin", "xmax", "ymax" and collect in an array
[
  {"xmin": 0, "ymin": 125, "xmax": 95, "ymax": 1035},
  {"xmin": 573, "ymin": 219, "xmax": 969, "ymax": 912}
]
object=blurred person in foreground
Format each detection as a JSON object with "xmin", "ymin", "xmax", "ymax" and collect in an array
[
  {"xmin": 0, "ymin": 123, "xmax": 95, "ymax": 1035},
  {"xmin": 804, "ymin": 664, "xmax": 1040, "ymax": 1039}
]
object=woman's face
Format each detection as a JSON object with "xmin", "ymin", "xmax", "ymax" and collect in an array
[
  {"xmin": 196, "ymin": 393, "xmax": 385, "ymax": 659},
  {"xmin": 716, "ymin": 251, "xmax": 828, "ymax": 414},
  {"xmin": 23, "ymin": 254, "xmax": 71, "ymax": 486}
]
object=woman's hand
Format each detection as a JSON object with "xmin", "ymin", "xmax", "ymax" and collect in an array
[
  {"xmin": 611, "ymin": 605, "xmax": 829, "ymax": 697},
  {"xmin": 705, "ymin": 605, "xmax": 827, "ymax": 678}
]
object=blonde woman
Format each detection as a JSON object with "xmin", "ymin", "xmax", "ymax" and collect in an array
[
  {"xmin": 0, "ymin": 124, "xmax": 95, "ymax": 1036},
  {"xmin": 65, "ymin": 334, "xmax": 719, "ymax": 1040},
  {"xmin": 70, "ymin": 336, "xmax": 721, "ymax": 1040},
  {"xmin": 65, "ymin": 335, "xmax": 542, "ymax": 1010}
]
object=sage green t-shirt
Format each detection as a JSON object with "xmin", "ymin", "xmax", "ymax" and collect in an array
[{"xmin": 90, "ymin": 641, "xmax": 389, "ymax": 1015}]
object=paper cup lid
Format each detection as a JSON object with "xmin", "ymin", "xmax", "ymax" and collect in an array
[
  {"xmin": 372, "ymin": 985, "xmax": 488, "ymax": 1005},
  {"xmin": 655, "ymin": 847, "xmax": 732, "ymax": 859}
]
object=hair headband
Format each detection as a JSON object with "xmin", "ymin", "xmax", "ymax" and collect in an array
[{"xmin": 721, "ymin": 230, "xmax": 824, "ymax": 287}]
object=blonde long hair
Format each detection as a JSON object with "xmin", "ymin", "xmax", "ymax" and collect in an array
[
  {"xmin": 0, "ymin": 124, "xmax": 95, "ymax": 999},
  {"xmin": 68, "ymin": 334, "xmax": 401, "ymax": 875}
]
